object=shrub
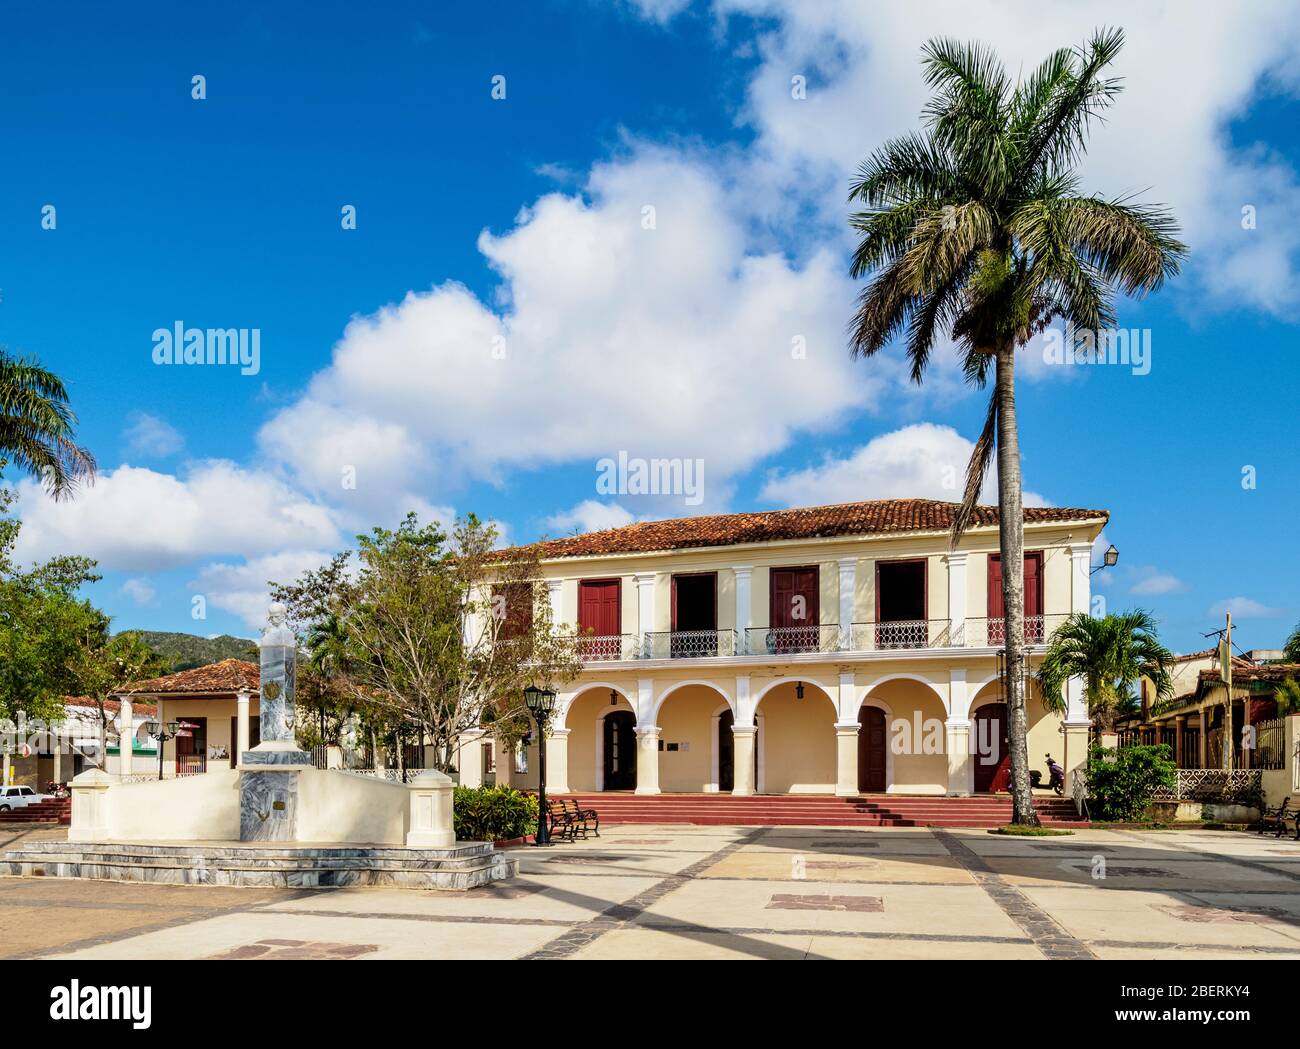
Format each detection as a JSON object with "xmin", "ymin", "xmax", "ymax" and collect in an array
[
  {"xmin": 1085, "ymin": 742, "xmax": 1176, "ymax": 822},
  {"xmin": 453, "ymin": 785, "xmax": 538, "ymax": 843}
]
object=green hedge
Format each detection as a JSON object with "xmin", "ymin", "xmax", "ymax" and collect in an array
[
  {"xmin": 453, "ymin": 785, "xmax": 538, "ymax": 843},
  {"xmin": 1086, "ymin": 742, "xmax": 1176, "ymax": 822}
]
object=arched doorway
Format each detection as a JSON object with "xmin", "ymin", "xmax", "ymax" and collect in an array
[
  {"xmin": 973, "ymin": 702, "xmax": 1009, "ymax": 793},
  {"xmin": 603, "ymin": 710, "xmax": 637, "ymax": 790},
  {"xmin": 718, "ymin": 709, "xmax": 734, "ymax": 792},
  {"xmin": 858, "ymin": 706, "xmax": 887, "ymax": 792}
]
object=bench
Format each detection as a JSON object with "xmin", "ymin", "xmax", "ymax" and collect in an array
[
  {"xmin": 1258, "ymin": 796, "xmax": 1293, "ymax": 838},
  {"xmin": 544, "ymin": 799, "xmax": 580, "ymax": 842},
  {"xmin": 561, "ymin": 798, "xmax": 600, "ymax": 839}
]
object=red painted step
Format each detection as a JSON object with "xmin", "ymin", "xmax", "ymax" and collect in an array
[
  {"xmin": 557, "ymin": 792, "xmax": 1086, "ymax": 828},
  {"xmin": 0, "ymin": 797, "xmax": 72, "ymax": 825}
]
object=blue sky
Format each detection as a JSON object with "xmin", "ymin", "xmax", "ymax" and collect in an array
[{"xmin": 1, "ymin": 0, "xmax": 1297, "ymax": 653}]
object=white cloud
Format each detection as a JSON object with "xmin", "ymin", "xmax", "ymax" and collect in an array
[
  {"xmin": 1129, "ymin": 567, "xmax": 1188, "ymax": 596},
  {"xmin": 1208, "ymin": 596, "xmax": 1288, "ymax": 619},
  {"xmin": 14, "ymin": 463, "xmax": 341, "ymax": 572},
  {"xmin": 623, "ymin": 0, "xmax": 692, "ymax": 25},
  {"xmin": 120, "ymin": 577, "xmax": 157, "ymax": 606},
  {"xmin": 545, "ymin": 500, "xmax": 637, "ymax": 535},
  {"xmin": 192, "ymin": 550, "xmax": 338, "ymax": 630},
  {"xmin": 122, "ymin": 412, "xmax": 185, "ymax": 458},
  {"xmin": 685, "ymin": 0, "xmax": 1300, "ymax": 316},
  {"xmin": 759, "ymin": 423, "xmax": 1049, "ymax": 509},
  {"xmin": 257, "ymin": 146, "xmax": 878, "ymax": 514}
]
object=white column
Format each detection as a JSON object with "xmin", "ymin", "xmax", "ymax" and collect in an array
[
  {"xmin": 946, "ymin": 669, "xmax": 973, "ymax": 795},
  {"xmin": 837, "ymin": 558, "xmax": 857, "ymax": 650},
  {"xmin": 734, "ymin": 566, "xmax": 753, "ymax": 653},
  {"xmin": 946, "ymin": 552, "xmax": 968, "ymax": 645},
  {"xmin": 735, "ymin": 674, "xmax": 754, "ymax": 726},
  {"xmin": 635, "ymin": 572, "xmax": 656, "ymax": 655},
  {"xmin": 547, "ymin": 578, "xmax": 564, "ymax": 629},
  {"xmin": 547, "ymin": 728, "xmax": 571, "ymax": 794},
  {"xmin": 835, "ymin": 722, "xmax": 859, "ymax": 796},
  {"xmin": 118, "ymin": 697, "xmax": 134, "ymax": 778},
  {"xmin": 731, "ymin": 725, "xmax": 756, "ymax": 796},
  {"xmin": 1063, "ymin": 544, "xmax": 1093, "ymax": 772},
  {"xmin": 837, "ymin": 670, "xmax": 857, "ymax": 723},
  {"xmin": 1068, "ymin": 543, "xmax": 1092, "ymax": 615},
  {"xmin": 945, "ymin": 719, "xmax": 973, "ymax": 795},
  {"xmin": 236, "ymin": 690, "xmax": 251, "ymax": 766},
  {"xmin": 52, "ymin": 726, "xmax": 62, "ymax": 785},
  {"xmin": 456, "ymin": 729, "xmax": 486, "ymax": 787},
  {"xmin": 634, "ymin": 726, "xmax": 661, "ymax": 795}
]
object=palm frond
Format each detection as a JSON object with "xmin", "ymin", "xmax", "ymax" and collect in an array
[{"xmin": 949, "ymin": 389, "xmax": 997, "ymax": 547}]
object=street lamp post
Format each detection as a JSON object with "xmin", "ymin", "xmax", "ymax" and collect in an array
[
  {"xmin": 523, "ymin": 684, "xmax": 557, "ymax": 847},
  {"xmin": 143, "ymin": 719, "xmax": 180, "ymax": 780}
]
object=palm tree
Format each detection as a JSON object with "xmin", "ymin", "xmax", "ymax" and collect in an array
[
  {"xmin": 847, "ymin": 29, "xmax": 1186, "ymax": 822},
  {"xmin": 1273, "ymin": 678, "xmax": 1300, "ymax": 717},
  {"xmin": 1037, "ymin": 611, "xmax": 1175, "ymax": 731},
  {"xmin": 1282, "ymin": 622, "xmax": 1300, "ymax": 664},
  {"xmin": 0, "ymin": 349, "xmax": 96, "ymax": 499}
]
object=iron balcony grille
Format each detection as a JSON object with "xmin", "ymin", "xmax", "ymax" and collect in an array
[
  {"xmin": 745, "ymin": 625, "xmax": 842, "ymax": 655},
  {"xmin": 644, "ymin": 629, "xmax": 739, "ymax": 660},
  {"xmin": 964, "ymin": 615, "xmax": 1064, "ymax": 647},
  {"xmin": 576, "ymin": 633, "xmax": 640, "ymax": 662},
  {"xmin": 851, "ymin": 620, "xmax": 954, "ymax": 650}
]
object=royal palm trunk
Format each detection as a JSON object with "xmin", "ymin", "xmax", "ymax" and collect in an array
[{"xmin": 994, "ymin": 343, "xmax": 1039, "ymax": 826}]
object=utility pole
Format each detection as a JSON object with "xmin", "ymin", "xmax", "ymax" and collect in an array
[{"xmin": 1221, "ymin": 612, "xmax": 1234, "ymax": 772}]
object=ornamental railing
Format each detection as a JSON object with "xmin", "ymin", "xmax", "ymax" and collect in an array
[
  {"xmin": 963, "ymin": 615, "xmax": 1063, "ymax": 647},
  {"xmin": 1151, "ymin": 769, "xmax": 1263, "ymax": 803},
  {"xmin": 1071, "ymin": 768, "xmax": 1089, "ymax": 819},
  {"xmin": 1253, "ymin": 717, "xmax": 1285, "ymax": 771},
  {"xmin": 644, "ymin": 629, "xmax": 738, "ymax": 660},
  {"xmin": 576, "ymin": 633, "xmax": 641, "ymax": 662},
  {"xmin": 744, "ymin": 625, "xmax": 842, "ymax": 656},
  {"xmin": 851, "ymin": 620, "xmax": 955, "ymax": 651}
]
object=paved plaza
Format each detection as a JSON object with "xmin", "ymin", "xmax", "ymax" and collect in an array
[{"xmin": 3, "ymin": 824, "xmax": 1300, "ymax": 960}]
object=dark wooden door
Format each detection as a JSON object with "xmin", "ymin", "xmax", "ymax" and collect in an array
[
  {"xmin": 769, "ymin": 566, "xmax": 820, "ymax": 652},
  {"xmin": 602, "ymin": 711, "xmax": 637, "ymax": 790},
  {"xmin": 718, "ymin": 709, "xmax": 734, "ymax": 792},
  {"xmin": 578, "ymin": 579, "xmax": 622, "ymax": 659},
  {"xmin": 988, "ymin": 553, "xmax": 1043, "ymax": 643},
  {"xmin": 229, "ymin": 715, "xmax": 261, "ymax": 767},
  {"xmin": 973, "ymin": 703, "xmax": 1009, "ymax": 793},
  {"xmin": 578, "ymin": 579, "xmax": 621, "ymax": 635},
  {"xmin": 857, "ymin": 706, "xmax": 887, "ymax": 792},
  {"xmin": 175, "ymin": 716, "xmax": 207, "ymax": 775}
]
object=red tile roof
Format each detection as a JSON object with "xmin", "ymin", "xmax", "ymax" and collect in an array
[
  {"xmin": 519, "ymin": 498, "xmax": 1108, "ymax": 560},
  {"xmin": 1198, "ymin": 663, "xmax": 1300, "ymax": 687},
  {"xmin": 113, "ymin": 659, "xmax": 260, "ymax": 697}
]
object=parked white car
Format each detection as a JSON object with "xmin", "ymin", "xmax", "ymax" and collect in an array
[{"xmin": 0, "ymin": 786, "xmax": 48, "ymax": 811}]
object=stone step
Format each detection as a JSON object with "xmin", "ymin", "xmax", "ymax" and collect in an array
[{"xmin": 1, "ymin": 840, "xmax": 517, "ymax": 890}]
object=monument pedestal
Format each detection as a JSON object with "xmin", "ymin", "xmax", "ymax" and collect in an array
[{"xmin": 239, "ymin": 748, "xmax": 315, "ymax": 842}]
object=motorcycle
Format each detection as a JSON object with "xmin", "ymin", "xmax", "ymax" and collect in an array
[{"xmin": 46, "ymin": 781, "xmax": 70, "ymax": 799}]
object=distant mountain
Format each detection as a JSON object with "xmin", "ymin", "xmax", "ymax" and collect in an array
[{"xmin": 127, "ymin": 631, "xmax": 258, "ymax": 673}]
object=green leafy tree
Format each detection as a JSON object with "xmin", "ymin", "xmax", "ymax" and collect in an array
[
  {"xmin": 846, "ymin": 29, "xmax": 1186, "ymax": 822},
  {"xmin": 1038, "ymin": 610, "xmax": 1175, "ymax": 731},
  {"xmin": 273, "ymin": 514, "xmax": 582, "ymax": 774},
  {"xmin": 0, "ymin": 350, "xmax": 96, "ymax": 499}
]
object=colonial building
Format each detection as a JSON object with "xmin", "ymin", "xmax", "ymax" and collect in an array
[
  {"xmin": 109, "ymin": 660, "xmax": 262, "ymax": 777},
  {"xmin": 457, "ymin": 497, "xmax": 1107, "ymax": 797}
]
